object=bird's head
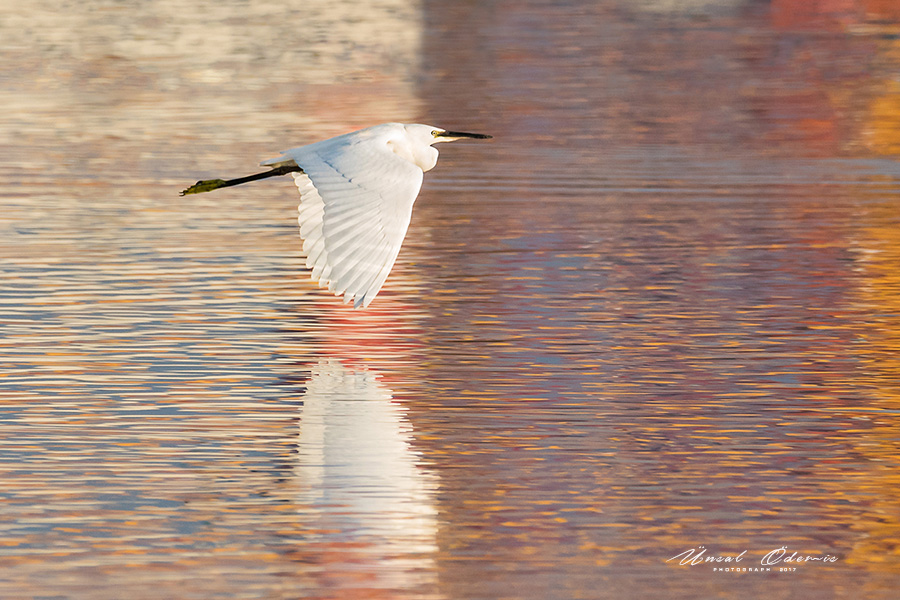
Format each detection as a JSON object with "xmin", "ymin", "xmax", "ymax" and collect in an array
[
  {"xmin": 400, "ymin": 124, "xmax": 491, "ymax": 146},
  {"xmin": 395, "ymin": 124, "xmax": 491, "ymax": 172}
]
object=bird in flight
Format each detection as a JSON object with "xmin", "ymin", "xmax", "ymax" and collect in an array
[{"xmin": 182, "ymin": 123, "xmax": 491, "ymax": 308}]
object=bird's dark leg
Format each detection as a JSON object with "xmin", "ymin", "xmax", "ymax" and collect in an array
[{"xmin": 180, "ymin": 165, "xmax": 304, "ymax": 195}]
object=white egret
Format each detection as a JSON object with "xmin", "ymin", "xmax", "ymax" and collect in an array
[{"xmin": 182, "ymin": 123, "xmax": 491, "ymax": 308}]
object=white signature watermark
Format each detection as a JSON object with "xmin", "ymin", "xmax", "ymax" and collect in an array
[{"xmin": 666, "ymin": 546, "xmax": 839, "ymax": 573}]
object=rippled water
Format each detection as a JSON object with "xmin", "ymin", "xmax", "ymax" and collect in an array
[{"xmin": 3, "ymin": 1, "xmax": 900, "ymax": 598}]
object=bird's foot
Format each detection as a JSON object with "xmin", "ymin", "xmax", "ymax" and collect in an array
[{"xmin": 180, "ymin": 179, "xmax": 228, "ymax": 196}]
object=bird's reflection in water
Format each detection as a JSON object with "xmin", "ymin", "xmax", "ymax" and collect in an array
[{"xmin": 295, "ymin": 358, "xmax": 440, "ymax": 597}]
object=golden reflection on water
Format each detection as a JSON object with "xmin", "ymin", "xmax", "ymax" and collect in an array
[
  {"xmin": 3, "ymin": 1, "xmax": 900, "ymax": 599},
  {"xmin": 845, "ymin": 200, "xmax": 900, "ymax": 576}
]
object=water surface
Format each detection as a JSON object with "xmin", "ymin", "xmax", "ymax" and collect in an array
[{"xmin": 2, "ymin": 1, "xmax": 900, "ymax": 598}]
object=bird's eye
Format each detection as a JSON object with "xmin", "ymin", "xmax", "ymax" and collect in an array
[{"xmin": 431, "ymin": 130, "xmax": 440, "ymax": 137}]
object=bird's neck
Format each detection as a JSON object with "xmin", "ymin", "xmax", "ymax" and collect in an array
[{"xmin": 388, "ymin": 139, "xmax": 439, "ymax": 171}]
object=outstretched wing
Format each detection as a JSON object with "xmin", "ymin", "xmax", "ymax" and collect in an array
[{"xmin": 264, "ymin": 132, "xmax": 423, "ymax": 309}]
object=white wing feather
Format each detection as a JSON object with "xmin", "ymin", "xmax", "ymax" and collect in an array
[{"xmin": 262, "ymin": 128, "xmax": 423, "ymax": 308}]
